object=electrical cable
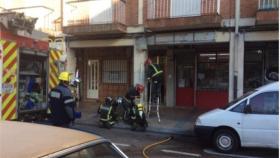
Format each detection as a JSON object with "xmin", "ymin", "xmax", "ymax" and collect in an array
[{"xmin": 142, "ymin": 136, "xmax": 173, "ymax": 158}]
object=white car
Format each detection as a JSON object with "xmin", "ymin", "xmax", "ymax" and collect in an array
[
  {"xmin": 0, "ymin": 121, "xmax": 128, "ymax": 158},
  {"xmin": 194, "ymin": 82, "xmax": 279, "ymax": 153}
]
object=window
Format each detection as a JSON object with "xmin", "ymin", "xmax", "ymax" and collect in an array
[
  {"xmin": 231, "ymin": 100, "xmax": 247, "ymax": 113},
  {"xmin": 171, "ymin": 0, "xmax": 201, "ymax": 17},
  {"xmin": 197, "ymin": 52, "xmax": 229, "ymax": 90},
  {"xmin": 176, "ymin": 52, "xmax": 194, "ymax": 88},
  {"xmin": 249, "ymin": 92, "xmax": 279, "ymax": 115},
  {"xmin": 244, "ymin": 50, "xmax": 263, "ymax": 92},
  {"xmin": 102, "ymin": 60, "xmax": 128, "ymax": 84},
  {"xmin": 61, "ymin": 142, "xmax": 123, "ymax": 158},
  {"xmin": 259, "ymin": 0, "xmax": 279, "ymax": 10}
]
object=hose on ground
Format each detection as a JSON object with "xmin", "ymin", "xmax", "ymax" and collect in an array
[{"xmin": 142, "ymin": 136, "xmax": 173, "ymax": 158}]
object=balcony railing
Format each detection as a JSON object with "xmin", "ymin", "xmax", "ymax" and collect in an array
[
  {"xmin": 259, "ymin": 0, "xmax": 278, "ymax": 10},
  {"xmin": 63, "ymin": 0, "xmax": 126, "ymax": 27},
  {"xmin": 147, "ymin": 0, "xmax": 220, "ymax": 19}
]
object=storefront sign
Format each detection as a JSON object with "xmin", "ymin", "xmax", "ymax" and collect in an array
[
  {"xmin": 194, "ymin": 32, "xmax": 215, "ymax": 42},
  {"xmin": 2, "ymin": 83, "xmax": 14, "ymax": 94},
  {"xmin": 148, "ymin": 31, "xmax": 217, "ymax": 45},
  {"xmin": 174, "ymin": 32, "xmax": 193, "ymax": 43}
]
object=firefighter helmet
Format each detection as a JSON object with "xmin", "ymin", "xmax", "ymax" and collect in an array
[
  {"xmin": 144, "ymin": 58, "xmax": 152, "ymax": 66},
  {"xmin": 136, "ymin": 84, "xmax": 144, "ymax": 93},
  {"xmin": 58, "ymin": 71, "xmax": 71, "ymax": 82}
]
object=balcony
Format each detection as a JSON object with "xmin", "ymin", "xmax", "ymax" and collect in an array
[
  {"xmin": 256, "ymin": 0, "xmax": 279, "ymax": 25},
  {"xmin": 145, "ymin": 0, "xmax": 222, "ymax": 31},
  {"xmin": 63, "ymin": 0, "xmax": 126, "ymax": 35}
]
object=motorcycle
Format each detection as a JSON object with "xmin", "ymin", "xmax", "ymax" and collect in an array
[
  {"xmin": 115, "ymin": 96, "xmax": 148, "ymax": 131},
  {"xmin": 97, "ymin": 97, "xmax": 118, "ymax": 129}
]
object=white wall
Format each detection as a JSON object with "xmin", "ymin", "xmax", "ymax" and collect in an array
[
  {"xmin": 66, "ymin": 48, "xmax": 77, "ymax": 75},
  {"xmin": 166, "ymin": 50, "xmax": 175, "ymax": 107},
  {"xmin": 133, "ymin": 37, "xmax": 147, "ymax": 86},
  {"xmin": 229, "ymin": 33, "xmax": 244, "ymax": 101}
]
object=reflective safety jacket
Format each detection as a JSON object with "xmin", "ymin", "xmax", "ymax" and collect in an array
[
  {"xmin": 48, "ymin": 83, "xmax": 76, "ymax": 126},
  {"xmin": 146, "ymin": 64, "xmax": 163, "ymax": 81},
  {"xmin": 98, "ymin": 98, "xmax": 115, "ymax": 123}
]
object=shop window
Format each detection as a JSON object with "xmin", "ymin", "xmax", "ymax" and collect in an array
[
  {"xmin": 245, "ymin": 43, "xmax": 278, "ymax": 92},
  {"xmin": 197, "ymin": 52, "xmax": 229, "ymax": 90},
  {"xmin": 244, "ymin": 50, "xmax": 264, "ymax": 92},
  {"xmin": 175, "ymin": 52, "xmax": 195, "ymax": 88},
  {"xmin": 177, "ymin": 65, "xmax": 194, "ymax": 88},
  {"xmin": 265, "ymin": 49, "xmax": 278, "ymax": 82},
  {"xmin": 102, "ymin": 60, "xmax": 128, "ymax": 84}
]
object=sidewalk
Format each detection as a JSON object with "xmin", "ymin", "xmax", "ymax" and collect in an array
[{"xmin": 75, "ymin": 105, "xmax": 207, "ymax": 136}]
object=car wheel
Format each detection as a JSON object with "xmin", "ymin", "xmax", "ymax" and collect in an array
[{"xmin": 213, "ymin": 129, "xmax": 239, "ymax": 153}]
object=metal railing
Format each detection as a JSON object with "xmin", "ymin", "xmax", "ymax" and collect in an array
[
  {"xmin": 259, "ymin": 0, "xmax": 279, "ymax": 10},
  {"xmin": 63, "ymin": 0, "xmax": 126, "ymax": 26},
  {"xmin": 147, "ymin": 0, "xmax": 220, "ymax": 19}
]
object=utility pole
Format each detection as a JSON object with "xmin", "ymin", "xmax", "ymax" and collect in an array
[
  {"xmin": 234, "ymin": 0, "xmax": 240, "ymax": 99},
  {"xmin": 229, "ymin": 0, "xmax": 243, "ymax": 101}
]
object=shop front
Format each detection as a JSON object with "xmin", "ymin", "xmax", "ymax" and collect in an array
[
  {"xmin": 148, "ymin": 43, "xmax": 229, "ymax": 109},
  {"xmin": 244, "ymin": 41, "xmax": 278, "ymax": 92},
  {"xmin": 174, "ymin": 45, "xmax": 229, "ymax": 109},
  {"xmin": 196, "ymin": 49, "xmax": 229, "ymax": 109}
]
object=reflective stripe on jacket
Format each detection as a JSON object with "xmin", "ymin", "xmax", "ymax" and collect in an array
[{"xmin": 150, "ymin": 64, "xmax": 163, "ymax": 78}]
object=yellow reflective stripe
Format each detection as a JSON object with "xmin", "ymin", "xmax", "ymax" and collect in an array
[
  {"xmin": 107, "ymin": 106, "xmax": 112, "ymax": 120},
  {"xmin": 150, "ymin": 64, "xmax": 163, "ymax": 77}
]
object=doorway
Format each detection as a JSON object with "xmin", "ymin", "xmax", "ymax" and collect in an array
[
  {"xmin": 175, "ymin": 51, "xmax": 195, "ymax": 107},
  {"xmin": 87, "ymin": 60, "xmax": 99, "ymax": 99}
]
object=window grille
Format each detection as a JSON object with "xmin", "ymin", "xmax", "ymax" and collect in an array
[{"xmin": 102, "ymin": 60, "xmax": 128, "ymax": 84}]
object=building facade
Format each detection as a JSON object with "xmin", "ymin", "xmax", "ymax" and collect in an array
[{"xmin": 62, "ymin": 0, "xmax": 279, "ymax": 109}]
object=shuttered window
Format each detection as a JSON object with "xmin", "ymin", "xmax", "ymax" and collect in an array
[
  {"xmin": 102, "ymin": 60, "xmax": 128, "ymax": 83},
  {"xmin": 171, "ymin": 0, "xmax": 201, "ymax": 17}
]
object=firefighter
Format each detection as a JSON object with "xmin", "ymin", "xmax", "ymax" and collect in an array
[
  {"xmin": 145, "ymin": 58, "xmax": 163, "ymax": 102},
  {"xmin": 124, "ymin": 84, "xmax": 147, "ymax": 130},
  {"xmin": 48, "ymin": 71, "xmax": 78, "ymax": 127},
  {"xmin": 125, "ymin": 84, "xmax": 145, "ymax": 105}
]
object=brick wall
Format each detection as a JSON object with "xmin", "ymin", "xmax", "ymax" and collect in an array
[
  {"xmin": 126, "ymin": 0, "xmax": 139, "ymax": 26},
  {"xmin": 220, "ymin": 0, "xmax": 259, "ymax": 18},
  {"xmin": 80, "ymin": 47, "xmax": 133, "ymax": 103},
  {"xmin": 220, "ymin": 0, "xmax": 235, "ymax": 19},
  {"xmin": 240, "ymin": 0, "xmax": 258, "ymax": 18},
  {"xmin": 256, "ymin": 10, "xmax": 279, "ymax": 24},
  {"xmin": 143, "ymin": 0, "xmax": 278, "ymax": 31}
]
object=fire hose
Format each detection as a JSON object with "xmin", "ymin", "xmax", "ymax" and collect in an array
[{"xmin": 142, "ymin": 136, "xmax": 173, "ymax": 158}]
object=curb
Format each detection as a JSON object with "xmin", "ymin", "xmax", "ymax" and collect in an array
[{"xmin": 75, "ymin": 121, "xmax": 195, "ymax": 136}]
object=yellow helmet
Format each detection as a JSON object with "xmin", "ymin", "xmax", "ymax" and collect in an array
[{"xmin": 58, "ymin": 71, "xmax": 71, "ymax": 82}]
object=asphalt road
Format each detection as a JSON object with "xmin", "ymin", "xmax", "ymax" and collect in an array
[{"xmin": 72, "ymin": 123, "xmax": 278, "ymax": 158}]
